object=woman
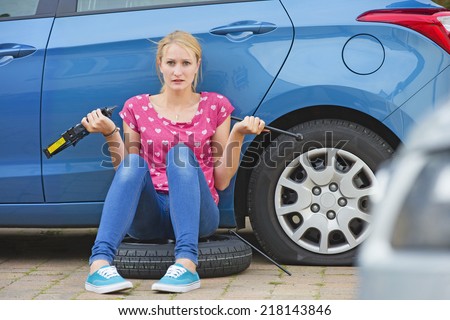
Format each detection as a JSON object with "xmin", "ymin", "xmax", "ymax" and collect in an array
[{"xmin": 82, "ymin": 30, "xmax": 265, "ymax": 294}]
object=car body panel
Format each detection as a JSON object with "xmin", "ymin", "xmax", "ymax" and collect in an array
[
  {"xmin": 0, "ymin": 18, "xmax": 54, "ymax": 203},
  {"xmin": 383, "ymin": 65, "xmax": 450, "ymax": 140},
  {"xmin": 255, "ymin": 0, "xmax": 450, "ymax": 129},
  {"xmin": 0, "ymin": 202, "xmax": 103, "ymax": 227},
  {"xmin": 0, "ymin": 0, "xmax": 449, "ymax": 235}
]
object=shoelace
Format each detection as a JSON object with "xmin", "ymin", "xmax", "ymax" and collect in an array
[
  {"xmin": 97, "ymin": 266, "xmax": 120, "ymax": 279},
  {"xmin": 164, "ymin": 265, "xmax": 187, "ymax": 279}
]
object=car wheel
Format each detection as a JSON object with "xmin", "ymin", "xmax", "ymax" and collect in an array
[
  {"xmin": 248, "ymin": 119, "xmax": 394, "ymax": 265},
  {"xmin": 113, "ymin": 234, "xmax": 252, "ymax": 279}
]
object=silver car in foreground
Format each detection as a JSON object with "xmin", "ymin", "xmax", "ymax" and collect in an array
[{"xmin": 358, "ymin": 105, "xmax": 450, "ymax": 299}]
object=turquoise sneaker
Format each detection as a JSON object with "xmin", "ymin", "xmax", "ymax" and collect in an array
[
  {"xmin": 85, "ymin": 265, "xmax": 133, "ymax": 294},
  {"xmin": 151, "ymin": 263, "xmax": 200, "ymax": 293}
]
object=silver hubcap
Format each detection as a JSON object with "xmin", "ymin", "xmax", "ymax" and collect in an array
[{"xmin": 274, "ymin": 148, "xmax": 376, "ymax": 254}]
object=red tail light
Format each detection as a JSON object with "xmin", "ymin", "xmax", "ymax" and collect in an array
[{"xmin": 357, "ymin": 8, "xmax": 450, "ymax": 54}]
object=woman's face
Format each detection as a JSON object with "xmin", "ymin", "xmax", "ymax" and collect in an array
[{"xmin": 159, "ymin": 43, "xmax": 200, "ymax": 93}]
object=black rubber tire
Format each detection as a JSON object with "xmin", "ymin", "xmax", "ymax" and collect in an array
[
  {"xmin": 248, "ymin": 119, "xmax": 395, "ymax": 265},
  {"xmin": 113, "ymin": 234, "xmax": 252, "ymax": 279}
]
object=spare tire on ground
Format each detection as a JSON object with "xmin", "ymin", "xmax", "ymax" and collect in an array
[{"xmin": 113, "ymin": 233, "xmax": 252, "ymax": 279}]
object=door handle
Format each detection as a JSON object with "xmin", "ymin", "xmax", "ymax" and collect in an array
[
  {"xmin": 210, "ymin": 20, "xmax": 277, "ymax": 36},
  {"xmin": 0, "ymin": 43, "xmax": 36, "ymax": 58}
]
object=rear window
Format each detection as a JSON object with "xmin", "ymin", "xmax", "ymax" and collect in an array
[
  {"xmin": 77, "ymin": 0, "xmax": 223, "ymax": 12},
  {"xmin": 0, "ymin": 0, "xmax": 39, "ymax": 18}
]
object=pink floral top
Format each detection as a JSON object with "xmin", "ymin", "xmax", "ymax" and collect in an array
[{"xmin": 119, "ymin": 92, "xmax": 234, "ymax": 204}]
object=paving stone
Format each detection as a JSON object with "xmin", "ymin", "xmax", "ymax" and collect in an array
[{"xmin": 0, "ymin": 228, "xmax": 358, "ymax": 300}]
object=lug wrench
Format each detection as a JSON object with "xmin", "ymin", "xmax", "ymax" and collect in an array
[
  {"xmin": 230, "ymin": 115, "xmax": 303, "ymax": 140},
  {"xmin": 229, "ymin": 230, "xmax": 292, "ymax": 276}
]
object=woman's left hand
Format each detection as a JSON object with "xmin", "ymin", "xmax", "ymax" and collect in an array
[{"xmin": 232, "ymin": 116, "xmax": 266, "ymax": 136}]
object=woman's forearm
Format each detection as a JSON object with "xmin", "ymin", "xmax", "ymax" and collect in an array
[
  {"xmin": 214, "ymin": 129, "xmax": 245, "ymax": 190},
  {"xmin": 104, "ymin": 130, "xmax": 125, "ymax": 171}
]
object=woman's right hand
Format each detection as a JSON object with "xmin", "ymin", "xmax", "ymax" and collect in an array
[
  {"xmin": 232, "ymin": 116, "xmax": 266, "ymax": 136},
  {"xmin": 81, "ymin": 108, "xmax": 116, "ymax": 135}
]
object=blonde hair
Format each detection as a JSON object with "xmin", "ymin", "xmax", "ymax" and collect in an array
[{"xmin": 156, "ymin": 30, "xmax": 202, "ymax": 92}]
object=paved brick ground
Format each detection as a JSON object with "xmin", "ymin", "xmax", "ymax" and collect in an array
[{"xmin": 0, "ymin": 227, "xmax": 358, "ymax": 300}]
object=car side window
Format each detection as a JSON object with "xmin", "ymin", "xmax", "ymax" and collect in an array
[
  {"xmin": 77, "ymin": 0, "xmax": 235, "ymax": 12},
  {"xmin": 0, "ymin": 0, "xmax": 40, "ymax": 18},
  {"xmin": 391, "ymin": 152, "xmax": 450, "ymax": 251}
]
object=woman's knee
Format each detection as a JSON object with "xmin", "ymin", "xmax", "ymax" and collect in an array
[
  {"xmin": 116, "ymin": 154, "xmax": 149, "ymax": 182},
  {"xmin": 166, "ymin": 144, "xmax": 197, "ymax": 171},
  {"xmin": 199, "ymin": 216, "xmax": 219, "ymax": 238}
]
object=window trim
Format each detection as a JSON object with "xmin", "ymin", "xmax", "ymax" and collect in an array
[
  {"xmin": 0, "ymin": 0, "xmax": 58, "ymax": 21},
  {"xmin": 56, "ymin": 0, "xmax": 262, "ymax": 17}
]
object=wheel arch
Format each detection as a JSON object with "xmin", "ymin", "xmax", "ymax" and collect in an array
[{"xmin": 233, "ymin": 105, "xmax": 401, "ymax": 228}]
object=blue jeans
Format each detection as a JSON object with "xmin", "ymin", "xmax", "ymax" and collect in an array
[{"xmin": 89, "ymin": 144, "xmax": 220, "ymax": 266}]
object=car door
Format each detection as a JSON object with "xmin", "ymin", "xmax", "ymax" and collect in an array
[
  {"xmin": 41, "ymin": 0, "xmax": 293, "ymax": 203},
  {"xmin": 0, "ymin": 0, "xmax": 57, "ymax": 203}
]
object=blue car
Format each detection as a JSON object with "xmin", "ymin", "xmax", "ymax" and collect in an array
[{"xmin": 1, "ymin": 0, "xmax": 449, "ymax": 265}]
